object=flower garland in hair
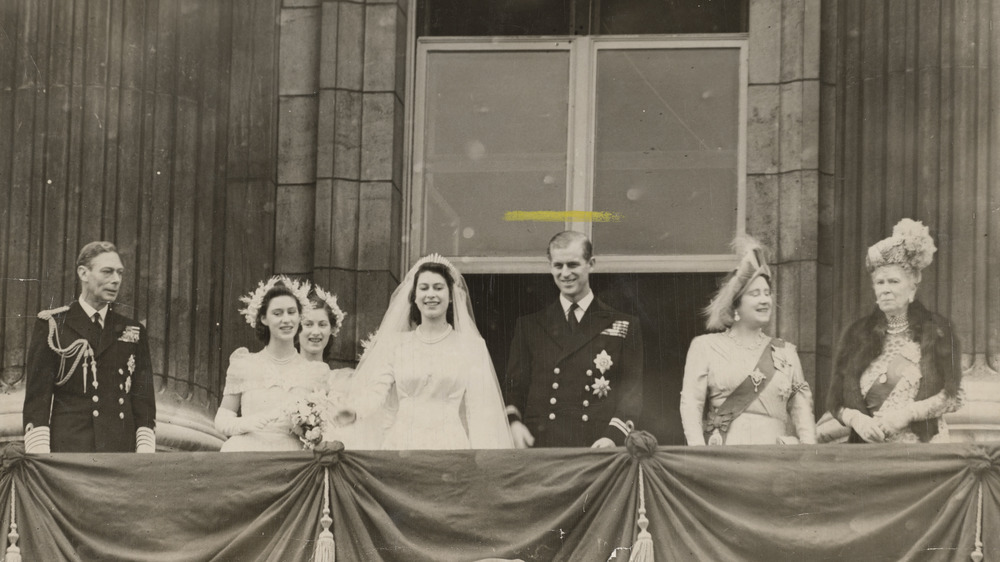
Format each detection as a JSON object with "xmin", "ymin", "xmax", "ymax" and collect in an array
[
  {"xmin": 238, "ymin": 275, "xmax": 313, "ymax": 327},
  {"xmin": 358, "ymin": 330, "xmax": 378, "ymax": 361},
  {"xmin": 313, "ymin": 286, "xmax": 346, "ymax": 338}
]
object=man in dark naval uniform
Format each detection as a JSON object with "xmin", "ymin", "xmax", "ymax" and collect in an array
[
  {"xmin": 23, "ymin": 241, "xmax": 156, "ymax": 453},
  {"xmin": 505, "ymin": 231, "xmax": 643, "ymax": 448}
]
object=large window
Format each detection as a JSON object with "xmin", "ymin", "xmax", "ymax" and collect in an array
[{"xmin": 410, "ymin": 36, "xmax": 747, "ymax": 272}]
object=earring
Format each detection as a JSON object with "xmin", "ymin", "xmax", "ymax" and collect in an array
[{"xmin": 734, "ymin": 311, "xmax": 741, "ymax": 322}]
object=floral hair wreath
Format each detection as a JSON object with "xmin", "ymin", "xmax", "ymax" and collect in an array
[
  {"xmin": 238, "ymin": 275, "xmax": 312, "ymax": 328},
  {"xmin": 312, "ymin": 285, "xmax": 347, "ymax": 338}
]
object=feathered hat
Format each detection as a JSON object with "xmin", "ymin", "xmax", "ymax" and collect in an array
[
  {"xmin": 865, "ymin": 218, "xmax": 937, "ymax": 274},
  {"xmin": 704, "ymin": 234, "xmax": 772, "ymax": 331}
]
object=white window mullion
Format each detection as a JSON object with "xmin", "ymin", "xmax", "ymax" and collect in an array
[{"xmin": 568, "ymin": 37, "xmax": 592, "ymax": 236}]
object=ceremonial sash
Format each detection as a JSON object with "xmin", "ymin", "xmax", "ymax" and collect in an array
[
  {"xmin": 863, "ymin": 355, "xmax": 908, "ymax": 415},
  {"xmin": 703, "ymin": 338, "xmax": 780, "ymax": 445}
]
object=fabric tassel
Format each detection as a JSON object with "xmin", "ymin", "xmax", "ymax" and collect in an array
[
  {"xmin": 707, "ymin": 429, "xmax": 723, "ymax": 446},
  {"xmin": 6, "ymin": 481, "xmax": 22, "ymax": 562},
  {"xmin": 970, "ymin": 482, "xmax": 983, "ymax": 562},
  {"xmin": 314, "ymin": 468, "xmax": 335, "ymax": 562},
  {"xmin": 628, "ymin": 465, "xmax": 653, "ymax": 562}
]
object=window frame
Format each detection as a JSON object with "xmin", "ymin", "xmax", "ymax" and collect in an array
[{"xmin": 408, "ymin": 34, "xmax": 749, "ymax": 274}]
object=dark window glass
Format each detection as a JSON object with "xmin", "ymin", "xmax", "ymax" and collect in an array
[{"xmin": 417, "ymin": 0, "xmax": 748, "ymax": 37}]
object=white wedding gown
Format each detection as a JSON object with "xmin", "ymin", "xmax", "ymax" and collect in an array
[{"xmin": 350, "ymin": 328, "xmax": 513, "ymax": 450}]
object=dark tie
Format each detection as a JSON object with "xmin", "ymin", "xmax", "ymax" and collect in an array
[
  {"xmin": 567, "ymin": 303, "xmax": 580, "ymax": 334},
  {"xmin": 92, "ymin": 312, "xmax": 103, "ymax": 331}
]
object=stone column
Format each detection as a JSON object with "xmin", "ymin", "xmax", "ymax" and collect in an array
[
  {"xmin": 313, "ymin": 0, "xmax": 407, "ymax": 363},
  {"xmin": 746, "ymin": 0, "xmax": 822, "ymax": 397}
]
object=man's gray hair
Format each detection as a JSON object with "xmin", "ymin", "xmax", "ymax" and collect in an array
[{"xmin": 76, "ymin": 241, "xmax": 119, "ymax": 269}]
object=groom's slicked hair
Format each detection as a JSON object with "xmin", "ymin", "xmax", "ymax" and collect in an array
[
  {"xmin": 547, "ymin": 231, "xmax": 593, "ymax": 261},
  {"xmin": 408, "ymin": 261, "xmax": 456, "ymax": 327}
]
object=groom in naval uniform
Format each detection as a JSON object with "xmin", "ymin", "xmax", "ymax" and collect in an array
[
  {"xmin": 505, "ymin": 231, "xmax": 643, "ymax": 448},
  {"xmin": 22, "ymin": 241, "xmax": 156, "ymax": 453}
]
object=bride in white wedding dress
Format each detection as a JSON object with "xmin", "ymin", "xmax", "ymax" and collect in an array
[{"xmin": 338, "ymin": 255, "xmax": 513, "ymax": 450}]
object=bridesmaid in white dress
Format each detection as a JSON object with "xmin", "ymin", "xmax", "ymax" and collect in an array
[
  {"xmin": 214, "ymin": 277, "xmax": 330, "ymax": 452},
  {"xmin": 339, "ymin": 255, "xmax": 514, "ymax": 450}
]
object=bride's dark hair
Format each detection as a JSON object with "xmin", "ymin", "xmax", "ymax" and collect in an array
[{"xmin": 408, "ymin": 261, "xmax": 455, "ymax": 327}]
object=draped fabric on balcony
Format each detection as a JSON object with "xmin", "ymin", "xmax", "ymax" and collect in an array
[{"xmin": 0, "ymin": 440, "xmax": 996, "ymax": 561}]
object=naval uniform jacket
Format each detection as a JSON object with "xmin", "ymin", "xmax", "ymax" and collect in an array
[
  {"xmin": 23, "ymin": 302, "xmax": 156, "ymax": 452},
  {"xmin": 505, "ymin": 298, "xmax": 643, "ymax": 447}
]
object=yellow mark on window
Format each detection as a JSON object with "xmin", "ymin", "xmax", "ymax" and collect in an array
[{"xmin": 503, "ymin": 211, "xmax": 623, "ymax": 222}]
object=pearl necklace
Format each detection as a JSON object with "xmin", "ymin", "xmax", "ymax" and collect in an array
[
  {"xmin": 265, "ymin": 349, "xmax": 296, "ymax": 365},
  {"xmin": 726, "ymin": 328, "xmax": 767, "ymax": 350},
  {"xmin": 416, "ymin": 324, "xmax": 452, "ymax": 344},
  {"xmin": 886, "ymin": 313, "xmax": 909, "ymax": 335}
]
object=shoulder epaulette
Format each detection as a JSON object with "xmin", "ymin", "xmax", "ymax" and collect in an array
[{"xmin": 37, "ymin": 305, "xmax": 71, "ymax": 321}]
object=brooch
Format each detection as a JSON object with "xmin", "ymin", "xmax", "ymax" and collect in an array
[
  {"xmin": 594, "ymin": 350, "xmax": 613, "ymax": 374},
  {"xmin": 592, "ymin": 376, "xmax": 611, "ymax": 398}
]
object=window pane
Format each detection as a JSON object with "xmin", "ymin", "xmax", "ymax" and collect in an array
[
  {"xmin": 595, "ymin": 0, "xmax": 747, "ymax": 34},
  {"xmin": 592, "ymin": 48, "xmax": 740, "ymax": 255},
  {"xmin": 420, "ymin": 50, "xmax": 570, "ymax": 257}
]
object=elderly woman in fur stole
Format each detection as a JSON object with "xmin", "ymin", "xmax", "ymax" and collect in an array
[
  {"xmin": 679, "ymin": 236, "xmax": 816, "ymax": 446},
  {"xmin": 826, "ymin": 219, "xmax": 963, "ymax": 444}
]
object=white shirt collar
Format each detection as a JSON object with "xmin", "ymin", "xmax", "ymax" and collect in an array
[
  {"xmin": 78, "ymin": 296, "xmax": 109, "ymax": 325},
  {"xmin": 560, "ymin": 291, "xmax": 594, "ymax": 319}
]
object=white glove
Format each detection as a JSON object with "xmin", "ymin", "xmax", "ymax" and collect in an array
[
  {"xmin": 214, "ymin": 408, "xmax": 268, "ymax": 436},
  {"xmin": 509, "ymin": 420, "xmax": 535, "ymax": 448},
  {"xmin": 135, "ymin": 427, "xmax": 156, "ymax": 453},
  {"xmin": 842, "ymin": 408, "xmax": 885, "ymax": 443},
  {"xmin": 24, "ymin": 425, "xmax": 51, "ymax": 454}
]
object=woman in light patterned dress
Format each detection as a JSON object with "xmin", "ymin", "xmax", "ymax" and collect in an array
[
  {"xmin": 214, "ymin": 277, "xmax": 330, "ymax": 452},
  {"xmin": 680, "ymin": 236, "xmax": 816, "ymax": 446},
  {"xmin": 827, "ymin": 219, "xmax": 963, "ymax": 443}
]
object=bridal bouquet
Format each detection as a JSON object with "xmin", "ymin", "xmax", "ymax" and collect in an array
[{"xmin": 289, "ymin": 391, "xmax": 340, "ymax": 449}]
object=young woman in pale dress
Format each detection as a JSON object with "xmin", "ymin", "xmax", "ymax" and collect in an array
[
  {"xmin": 214, "ymin": 277, "xmax": 330, "ymax": 452},
  {"xmin": 338, "ymin": 255, "xmax": 513, "ymax": 450}
]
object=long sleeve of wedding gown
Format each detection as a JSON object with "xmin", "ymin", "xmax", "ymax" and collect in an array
[{"xmin": 462, "ymin": 338, "xmax": 514, "ymax": 449}]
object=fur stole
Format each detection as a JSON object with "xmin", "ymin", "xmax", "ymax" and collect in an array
[{"xmin": 826, "ymin": 301, "xmax": 962, "ymax": 442}]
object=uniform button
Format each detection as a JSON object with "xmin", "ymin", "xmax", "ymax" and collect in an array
[
  {"xmin": 92, "ymin": 396, "xmax": 99, "ymax": 403},
  {"xmin": 92, "ymin": 410, "xmax": 99, "ymax": 417},
  {"xmin": 585, "ymin": 385, "xmax": 591, "ymax": 391},
  {"xmin": 550, "ymin": 397, "xmax": 557, "ymax": 405},
  {"xmin": 583, "ymin": 400, "xmax": 589, "ymax": 407},
  {"xmin": 553, "ymin": 367, "xmax": 560, "ymax": 374},
  {"xmin": 119, "ymin": 412, "xmax": 125, "ymax": 419},
  {"xmin": 586, "ymin": 369, "xmax": 593, "ymax": 376},
  {"xmin": 548, "ymin": 413, "xmax": 556, "ymax": 420},
  {"xmin": 582, "ymin": 414, "xmax": 589, "ymax": 422},
  {"xmin": 118, "ymin": 398, "xmax": 124, "ymax": 405},
  {"xmin": 552, "ymin": 382, "xmax": 559, "ymax": 390}
]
